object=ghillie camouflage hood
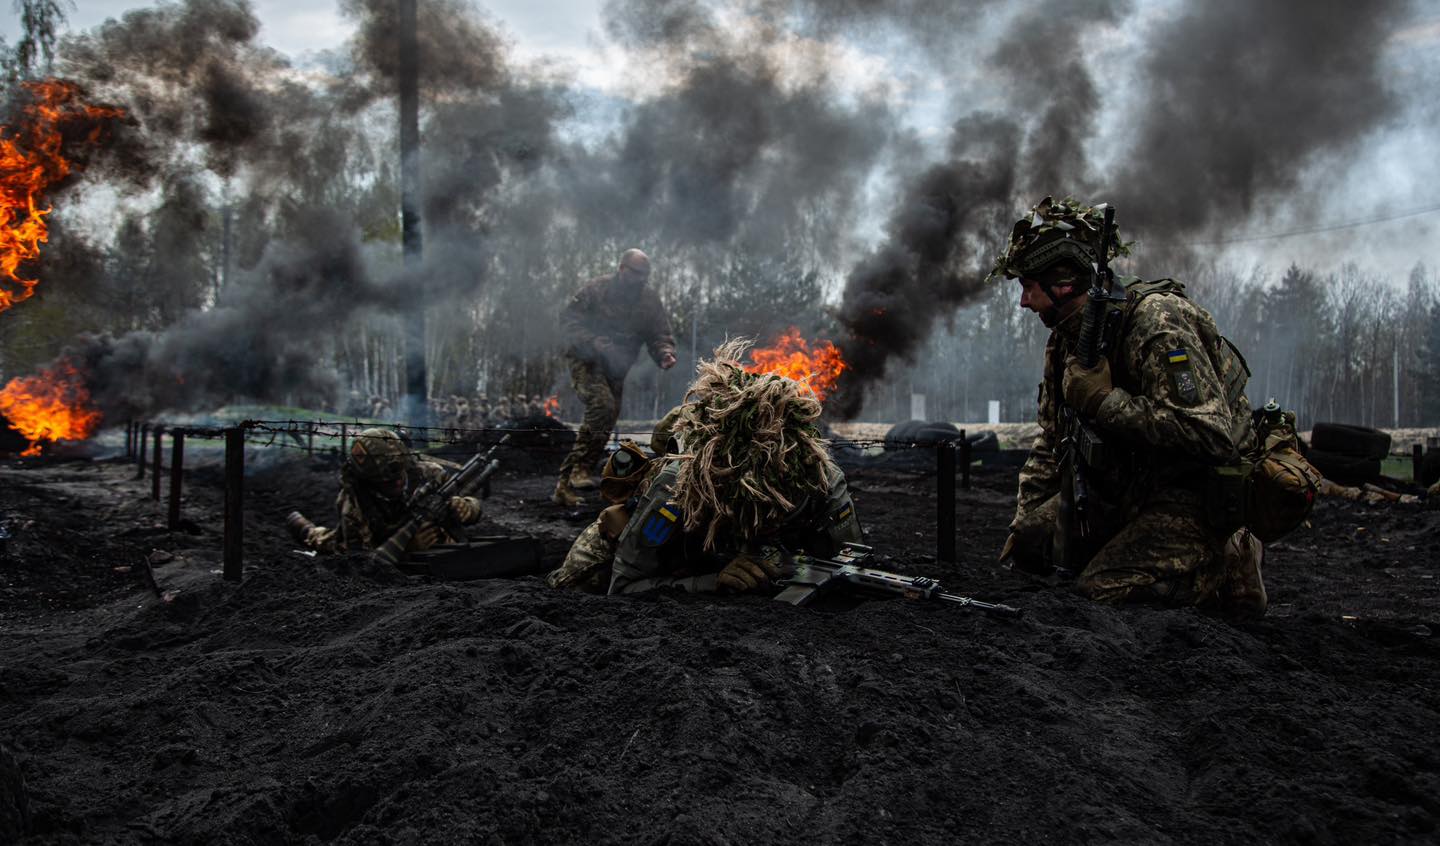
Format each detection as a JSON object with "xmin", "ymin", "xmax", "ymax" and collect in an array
[{"xmin": 669, "ymin": 339, "xmax": 834, "ymax": 550}]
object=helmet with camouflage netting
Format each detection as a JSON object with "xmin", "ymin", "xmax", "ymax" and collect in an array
[
  {"xmin": 989, "ymin": 196, "xmax": 1131, "ymax": 286},
  {"xmin": 348, "ymin": 428, "xmax": 411, "ymax": 483}
]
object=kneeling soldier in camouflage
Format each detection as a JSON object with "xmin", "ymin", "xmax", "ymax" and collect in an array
[
  {"xmin": 994, "ymin": 196, "xmax": 1269, "ymax": 617},
  {"xmin": 547, "ymin": 340, "xmax": 861, "ymax": 595}
]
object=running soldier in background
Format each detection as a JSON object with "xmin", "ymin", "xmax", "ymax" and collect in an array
[
  {"xmin": 547, "ymin": 340, "xmax": 861, "ymax": 594},
  {"xmin": 994, "ymin": 196, "xmax": 1267, "ymax": 617},
  {"xmin": 554, "ymin": 248, "xmax": 676, "ymax": 506},
  {"xmin": 287, "ymin": 428, "xmax": 482, "ymax": 555}
]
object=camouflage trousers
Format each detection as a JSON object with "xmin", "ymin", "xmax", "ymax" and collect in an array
[
  {"xmin": 559, "ymin": 355, "xmax": 626, "ymax": 477},
  {"xmin": 546, "ymin": 518, "xmax": 615, "ymax": 593},
  {"xmin": 1011, "ymin": 493, "xmax": 1231, "ymax": 606}
]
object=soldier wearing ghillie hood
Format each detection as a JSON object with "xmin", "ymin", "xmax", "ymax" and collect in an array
[
  {"xmin": 287, "ymin": 428, "xmax": 483, "ymax": 556},
  {"xmin": 994, "ymin": 196, "xmax": 1269, "ymax": 616},
  {"xmin": 553, "ymin": 248, "xmax": 677, "ymax": 506},
  {"xmin": 547, "ymin": 339, "xmax": 862, "ymax": 595}
]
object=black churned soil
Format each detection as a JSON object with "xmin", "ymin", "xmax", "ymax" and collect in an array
[{"xmin": 1, "ymin": 439, "xmax": 1438, "ymax": 844}]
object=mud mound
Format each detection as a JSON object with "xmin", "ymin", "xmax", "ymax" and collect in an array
[{"xmin": 1, "ymin": 452, "xmax": 1438, "ymax": 842}]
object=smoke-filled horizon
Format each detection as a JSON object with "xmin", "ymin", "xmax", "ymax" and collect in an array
[{"xmin": 2, "ymin": 0, "xmax": 1437, "ymax": 423}]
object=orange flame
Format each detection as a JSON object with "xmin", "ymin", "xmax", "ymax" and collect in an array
[
  {"xmin": 743, "ymin": 327, "xmax": 848, "ymax": 401},
  {"xmin": 0, "ymin": 359, "xmax": 102, "ymax": 456},
  {"xmin": 544, "ymin": 395, "xmax": 560, "ymax": 417},
  {"xmin": 0, "ymin": 80, "xmax": 125, "ymax": 314}
]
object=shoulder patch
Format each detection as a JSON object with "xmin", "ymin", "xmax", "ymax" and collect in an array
[
  {"xmin": 639, "ymin": 502, "xmax": 682, "ymax": 547},
  {"xmin": 1165, "ymin": 348, "xmax": 1200, "ymax": 405}
]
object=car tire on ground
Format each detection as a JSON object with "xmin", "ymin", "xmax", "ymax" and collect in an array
[
  {"xmin": 1421, "ymin": 450, "xmax": 1440, "ymax": 489},
  {"xmin": 883, "ymin": 420, "xmax": 927, "ymax": 451},
  {"xmin": 1306, "ymin": 447, "xmax": 1382, "ymax": 486},
  {"xmin": 1310, "ymin": 422, "xmax": 1391, "ymax": 461}
]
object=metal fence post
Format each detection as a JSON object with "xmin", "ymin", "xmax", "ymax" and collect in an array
[
  {"xmin": 223, "ymin": 428, "xmax": 245, "ymax": 582},
  {"xmin": 937, "ymin": 441, "xmax": 956, "ymax": 563},
  {"xmin": 1415, "ymin": 443, "xmax": 1425, "ymax": 485},
  {"xmin": 151, "ymin": 427, "xmax": 163, "ymax": 501},
  {"xmin": 960, "ymin": 429, "xmax": 971, "ymax": 489},
  {"xmin": 136, "ymin": 423, "xmax": 149, "ymax": 479},
  {"xmin": 340, "ymin": 422, "xmax": 348, "ymax": 458},
  {"xmin": 167, "ymin": 430, "xmax": 185, "ymax": 529}
]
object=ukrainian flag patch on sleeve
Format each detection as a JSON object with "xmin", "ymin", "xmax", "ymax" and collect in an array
[
  {"xmin": 640, "ymin": 503, "xmax": 681, "ymax": 547},
  {"xmin": 1165, "ymin": 348, "xmax": 1200, "ymax": 404}
]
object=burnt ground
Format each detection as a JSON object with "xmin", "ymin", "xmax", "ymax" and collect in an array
[{"xmin": 1, "ymin": 435, "xmax": 1438, "ymax": 845}]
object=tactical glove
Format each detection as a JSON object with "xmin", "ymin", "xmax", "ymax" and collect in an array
[
  {"xmin": 1062, "ymin": 355, "xmax": 1113, "ymax": 417},
  {"xmin": 716, "ymin": 549, "xmax": 781, "ymax": 593},
  {"xmin": 449, "ymin": 496, "xmax": 482, "ymax": 524},
  {"xmin": 406, "ymin": 524, "xmax": 443, "ymax": 552}
]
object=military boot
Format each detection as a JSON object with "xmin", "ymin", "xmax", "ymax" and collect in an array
[
  {"xmin": 553, "ymin": 476, "xmax": 585, "ymax": 507},
  {"xmin": 569, "ymin": 465, "xmax": 599, "ymax": 491},
  {"xmin": 1220, "ymin": 530, "xmax": 1267, "ymax": 619},
  {"xmin": 286, "ymin": 511, "xmax": 317, "ymax": 544}
]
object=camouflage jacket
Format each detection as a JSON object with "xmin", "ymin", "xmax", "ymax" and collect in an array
[
  {"xmin": 1014, "ymin": 278, "xmax": 1255, "ymax": 530},
  {"xmin": 309, "ymin": 457, "xmax": 479, "ymax": 553},
  {"xmin": 609, "ymin": 458, "xmax": 863, "ymax": 594},
  {"xmin": 561, "ymin": 273, "xmax": 676, "ymax": 378}
]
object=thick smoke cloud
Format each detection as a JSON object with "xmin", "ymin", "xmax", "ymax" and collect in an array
[
  {"xmin": 831, "ymin": 115, "xmax": 1018, "ymax": 417},
  {"xmin": 1112, "ymin": 0, "xmax": 1407, "ymax": 239},
  {"xmin": 72, "ymin": 212, "xmax": 386, "ymax": 420},
  {"xmin": 5, "ymin": 0, "xmax": 1428, "ymax": 424}
]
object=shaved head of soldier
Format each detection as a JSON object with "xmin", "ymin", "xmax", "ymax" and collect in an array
[{"xmin": 617, "ymin": 248, "xmax": 651, "ymax": 287}]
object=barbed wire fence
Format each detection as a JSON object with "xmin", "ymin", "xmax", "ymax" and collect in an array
[{"xmin": 117, "ymin": 415, "xmax": 982, "ymax": 583}]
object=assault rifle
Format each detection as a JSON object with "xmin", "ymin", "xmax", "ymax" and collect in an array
[
  {"xmin": 373, "ymin": 434, "xmax": 510, "ymax": 568},
  {"xmin": 1054, "ymin": 205, "xmax": 1123, "ymax": 575},
  {"xmin": 774, "ymin": 543, "xmax": 1022, "ymax": 618}
]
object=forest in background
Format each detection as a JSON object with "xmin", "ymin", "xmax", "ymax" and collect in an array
[{"xmin": 0, "ymin": 0, "xmax": 1437, "ymax": 431}]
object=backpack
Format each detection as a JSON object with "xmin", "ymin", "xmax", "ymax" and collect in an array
[{"xmin": 1113, "ymin": 279, "xmax": 1320, "ymax": 541}]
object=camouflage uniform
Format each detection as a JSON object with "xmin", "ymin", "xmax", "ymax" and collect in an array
[
  {"xmin": 558, "ymin": 272, "xmax": 675, "ymax": 480},
  {"xmin": 1010, "ymin": 278, "xmax": 1259, "ymax": 606},
  {"xmin": 298, "ymin": 432, "xmax": 483, "ymax": 554},
  {"xmin": 549, "ymin": 457, "xmax": 861, "ymax": 594}
]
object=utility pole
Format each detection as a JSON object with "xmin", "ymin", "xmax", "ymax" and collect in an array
[{"xmin": 399, "ymin": 0, "xmax": 428, "ymax": 426}]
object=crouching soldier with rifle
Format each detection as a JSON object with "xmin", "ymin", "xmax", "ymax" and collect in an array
[
  {"xmin": 287, "ymin": 428, "xmax": 497, "ymax": 566},
  {"xmin": 993, "ymin": 197, "xmax": 1274, "ymax": 618}
]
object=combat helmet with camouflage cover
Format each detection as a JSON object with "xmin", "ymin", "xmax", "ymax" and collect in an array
[
  {"xmin": 990, "ymin": 196, "xmax": 1132, "ymax": 292},
  {"xmin": 347, "ymin": 428, "xmax": 412, "ymax": 496}
]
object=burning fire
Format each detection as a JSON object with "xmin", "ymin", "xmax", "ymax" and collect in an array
[
  {"xmin": 0, "ymin": 359, "xmax": 102, "ymax": 456},
  {"xmin": 544, "ymin": 395, "xmax": 560, "ymax": 417},
  {"xmin": 744, "ymin": 327, "xmax": 848, "ymax": 401},
  {"xmin": 0, "ymin": 80, "xmax": 126, "ymax": 314}
]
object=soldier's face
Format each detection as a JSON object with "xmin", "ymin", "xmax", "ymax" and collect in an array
[
  {"xmin": 1018, "ymin": 277, "xmax": 1081, "ymax": 328},
  {"xmin": 618, "ymin": 265, "xmax": 650, "ymax": 288}
]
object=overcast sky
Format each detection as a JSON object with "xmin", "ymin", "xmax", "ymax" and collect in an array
[{"xmin": 6, "ymin": 0, "xmax": 1440, "ymax": 285}]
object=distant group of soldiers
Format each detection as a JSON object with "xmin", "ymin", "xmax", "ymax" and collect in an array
[
  {"xmin": 359, "ymin": 393, "xmax": 551, "ymax": 431},
  {"xmin": 291, "ymin": 197, "xmax": 1351, "ymax": 621},
  {"xmin": 431, "ymin": 394, "xmax": 550, "ymax": 432}
]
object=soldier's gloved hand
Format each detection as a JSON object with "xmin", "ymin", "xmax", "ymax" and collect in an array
[
  {"xmin": 1062, "ymin": 355, "xmax": 1113, "ymax": 417},
  {"xmin": 449, "ymin": 496, "xmax": 482, "ymax": 524},
  {"xmin": 658, "ymin": 351, "xmax": 677, "ymax": 370},
  {"xmin": 406, "ymin": 524, "xmax": 443, "ymax": 552},
  {"xmin": 716, "ymin": 550, "xmax": 781, "ymax": 593}
]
